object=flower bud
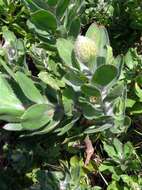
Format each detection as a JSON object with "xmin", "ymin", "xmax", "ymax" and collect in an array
[{"xmin": 74, "ymin": 35, "xmax": 96, "ymax": 64}]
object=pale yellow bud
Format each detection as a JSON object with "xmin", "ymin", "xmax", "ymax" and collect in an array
[{"xmin": 74, "ymin": 35, "xmax": 96, "ymax": 64}]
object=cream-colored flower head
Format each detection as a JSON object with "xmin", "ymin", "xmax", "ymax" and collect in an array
[{"xmin": 74, "ymin": 35, "xmax": 96, "ymax": 64}]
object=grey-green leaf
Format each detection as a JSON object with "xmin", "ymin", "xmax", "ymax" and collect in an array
[
  {"xmin": 38, "ymin": 71, "xmax": 63, "ymax": 90},
  {"xmin": 92, "ymin": 65, "xmax": 118, "ymax": 87},
  {"xmin": 16, "ymin": 72, "xmax": 45, "ymax": 104},
  {"xmin": 56, "ymin": 38, "xmax": 74, "ymax": 66},
  {"xmin": 84, "ymin": 124, "xmax": 112, "ymax": 134},
  {"xmin": 3, "ymin": 123, "xmax": 23, "ymax": 131},
  {"xmin": 2, "ymin": 27, "xmax": 16, "ymax": 44},
  {"xmin": 104, "ymin": 82, "xmax": 125, "ymax": 101},
  {"xmin": 81, "ymin": 84, "xmax": 101, "ymax": 98},
  {"xmin": 21, "ymin": 104, "xmax": 54, "ymax": 130},
  {"xmin": 86, "ymin": 23, "xmax": 109, "ymax": 58},
  {"xmin": 57, "ymin": 114, "xmax": 80, "ymax": 136},
  {"xmin": 63, "ymin": 70, "xmax": 88, "ymax": 91},
  {"xmin": 30, "ymin": 10, "xmax": 57, "ymax": 32},
  {"xmin": 79, "ymin": 101, "xmax": 102, "ymax": 120},
  {"xmin": 20, "ymin": 108, "xmax": 63, "ymax": 136},
  {"xmin": 0, "ymin": 74, "xmax": 24, "ymax": 117}
]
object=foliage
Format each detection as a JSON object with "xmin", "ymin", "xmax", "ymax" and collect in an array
[{"xmin": 0, "ymin": 0, "xmax": 142, "ymax": 190}]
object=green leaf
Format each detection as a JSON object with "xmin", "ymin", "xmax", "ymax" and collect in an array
[
  {"xmin": 92, "ymin": 65, "xmax": 118, "ymax": 87},
  {"xmin": 124, "ymin": 142, "xmax": 134, "ymax": 158},
  {"xmin": 27, "ymin": 19, "xmax": 48, "ymax": 36},
  {"xmin": 0, "ymin": 115, "xmax": 21, "ymax": 122},
  {"xmin": 136, "ymin": 75, "xmax": 142, "ymax": 86},
  {"xmin": 107, "ymin": 181, "xmax": 121, "ymax": 190},
  {"xmin": 70, "ymin": 156, "xmax": 83, "ymax": 167},
  {"xmin": 57, "ymin": 114, "xmax": 80, "ymax": 136},
  {"xmin": 3, "ymin": 123, "xmax": 23, "ymax": 131},
  {"xmin": 123, "ymin": 116, "xmax": 131, "ymax": 131},
  {"xmin": 126, "ymin": 99, "xmax": 136, "ymax": 108},
  {"xmin": 2, "ymin": 27, "xmax": 16, "ymax": 44},
  {"xmin": 66, "ymin": 4, "xmax": 77, "ymax": 29},
  {"xmin": 63, "ymin": 70, "xmax": 88, "ymax": 91},
  {"xmin": 71, "ymin": 50, "xmax": 81, "ymax": 70},
  {"xmin": 99, "ymin": 161, "xmax": 115, "ymax": 172},
  {"xmin": 103, "ymin": 139, "xmax": 125, "ymax": 163},
  {"xmin": 104, "ymin": 82, "xmax": 125, "ymax": 101},
  {"xmin": 124, "ymin": 48, "xmax": 138, "ymax": 70},
  {"xmin": 30, "ymin": 10, "xmax": 57, "ymax": 32},
  {"xmin": 135, "ymin": 83, "xmax": 142, "ymax": 102},
  {"xmin": 22, "ymin": 0, "xmax": 42, "ymax": 11},
  {"xmin": 113, "ymin": 138, "xmax": 123, "ymax": 159},
  {"xmin": 0, "ymin": 58, "xmax": 17, "ymax": 81},
  {"xmin": 56, "ymin": 38, "xmax": 74, "ymax": 66},
  {"xmin": 38, "ymin": 72, "xmax": 60, "ymax": 90},
  {"xmin": 84, "ymin": 124, "xmax": 112, "ymax": 134},
  {"xmin": 0, "ymin": 0, "xmax": 5, "ymax": 7},
  {"xmin": 56, "ymin": 0, "xmax": 70, "ymax": 18},
  {"xmin": 29, "ymin": 0, "xmax": 49, "ymax": 10},
  {"xmin": 20, "ymin": 108, "xmax": 63, "ymax": 136},
  {"xmin": 79, "ymin": 100, "xmax": 102, "ymax": 120},
  {"xmin": 121, "ymin": 175, "xmax": 140, "ymax": 189},
  {"xmin": 62, "ymin": 87, "xmax": 76, "ymax": 116},
  {"xmin": 16, "ymin": 72, "xmax": 45, "ymax": 104},
  {"xmin": 0, "ymin": 74, "xmax": 24, "ymax": 117},
  {"xmin": 21, "ymin": 104, "xmax": 54, "ymax": 130},
  {"xmin": 103, "ymin": 141, "xmax": 117, "ymax": 160},
  {"xmin": 130, "ymin": 102, "xmax": 142, "ymax": 114},
  {"xmin": 105, "ymin": 45, "xmax": 114, "ymax": 65},
  {"xmin": 81, "ymin": 84, "xmax": 101, "ymax": 98},
  {"xmin": 69, "ymin": 17, "xmax": 81, "ymax": 38},
  {"xmin": 16, "ymin": 39, "xmax": 25, "ymax": 55},
  {"xmin": 114, "ymin": 55, "xmax": 124, "ymax": 79},
  {"xmin": 47, "ymin": 0, "xmax": 58, "ymax": 6}
]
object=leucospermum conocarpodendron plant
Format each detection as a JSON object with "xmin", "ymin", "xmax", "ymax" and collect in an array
[
  {"xmin": 56, "ymin": 23, "xmax": 131, "ymax": 137},
  {"xmin": 0, "ymin": 23, "xmax": 130, "ymax": 138}
]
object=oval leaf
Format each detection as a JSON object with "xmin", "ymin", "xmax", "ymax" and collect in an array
[
  {"xmin": 86, "ymin": 23, "xmax": 109, "ymax": 59},
  {"xmin": 16, "ymin": 72, "xmax": 45, "ymax": 104},
  {"xmin": 69, "ymin": 17, "xmax": 81, "ymax": 38},
  {"xmin": 48, "ymin": 0, "xmax": 58, "ymax": 6},
  {"xmin": 81, "ymin": 84, "xmax": 101, "ymax": 97},
  {"xmin": 21, "ymin": 108, "xmax": 63, "ymax": 136},
  {"xmin": 57, "ymin": 114, "xmax": 80, "ymax": 136},
  {"xmin": 22, "ymin": 0, "xmax": 49, "ymax": 11},
  {"xmin": 3, "ymin": 123, "xmax": 23, "ymax": 131},
  {"xmin": 84, "ymin": 124, "xmax": 112, "ymax": 134},
  {"xmin": 38, "ymin": 71, "xmax": 60, "ymax": 90},
  {"xmin": 56, "ymin": 38, "xmax": 74, "ymax": 66},
  {"xmin": 0, "ymin": 75, "xmax": 24, "ymax": 117},
  {"xmin": 79, "ymin": 101, "xmax": 102, "ymax": 120},
  {"xmin": 63, "ymin": 70, "xmax": 88, "ymax": 91},
  {"xmin": 21, "ymin": 104, "xmax": 54, "ymax": 130},
  {"xmin": 92, "ymin": 65, "xmax": 118, "ymax": 87},
  {"xmin": 30, "ymin": 10, "xmax": 57, "ymax": 32}
]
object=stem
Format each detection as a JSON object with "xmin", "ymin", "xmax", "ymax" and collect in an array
[{"xmin": 99, "ymin": 171, "xmax": 108, "ymax": 186}]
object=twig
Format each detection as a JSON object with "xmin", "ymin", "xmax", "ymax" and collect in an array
[{"xmin": 99, "ymin": 171, "xmax": 108, "ymax": 186}]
